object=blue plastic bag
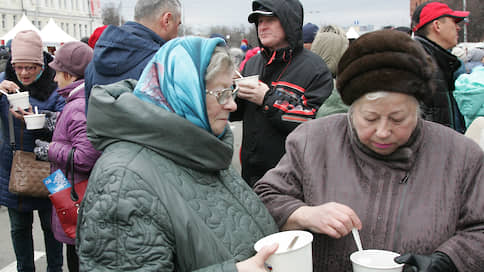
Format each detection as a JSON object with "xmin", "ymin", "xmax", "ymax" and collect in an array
[{"xmin": 43, "ymin": 169, "xmax": 71, "ymax": 194}]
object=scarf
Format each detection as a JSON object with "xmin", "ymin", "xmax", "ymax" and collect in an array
[{"xmin": 133, "ymin": 36, "xmax": 225, "ymax": 134}]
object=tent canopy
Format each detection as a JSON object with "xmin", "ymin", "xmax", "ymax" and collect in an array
[
  {"xmin": 346, "ymin": 27, "xmax": 360, "ymax": 39},
  {"xmin": 40, "ymin": 18, "xmax": 77, "ymax": 46},
  {"xmin": 1, "ymin": 14, "xmax": 41, "ymax": 42}
]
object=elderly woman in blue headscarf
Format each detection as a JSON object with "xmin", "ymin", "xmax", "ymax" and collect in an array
[{"xmin": 76, "ymin": 36, "xmax": 279, "ymax": 271}]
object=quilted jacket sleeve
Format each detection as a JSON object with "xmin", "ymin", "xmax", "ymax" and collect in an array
[
  {"xmin": 194, "ymin": 261, "xmax": 238, "ymax": 272},
  {"xmin": 77, "ymin": 166, "xmax": 177, "ymax": 271},
  {"xmin": 77, "ymin": 161, "xmax": 242, "ymax": 272}
]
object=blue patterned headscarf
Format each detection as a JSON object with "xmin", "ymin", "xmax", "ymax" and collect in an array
[{"xmin": 133, "ymin": 36, "xmax": 226, "ymax": 133}]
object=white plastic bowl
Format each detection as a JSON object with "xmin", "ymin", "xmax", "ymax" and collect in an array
[
  {"xmin": 6, "ymin": 92, "xmax": 30, "ymax": 110},
  {"xmin": 24, "ymin": 114, "xmax": 46, "ymax": 130},
  {"xmin": 254, "ymin": 230, "xmax": 313, "ymax": 272},
  {"xmin": 350, "ymin": 249, "xmax": 403, "ymax": 272}
]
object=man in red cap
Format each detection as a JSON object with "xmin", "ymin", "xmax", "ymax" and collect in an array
[{"xmin": 412, "ymin": 1, "xmax": 469, "ymax": 133}]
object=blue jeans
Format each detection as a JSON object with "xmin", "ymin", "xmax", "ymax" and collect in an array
[{"xmin": 8, "ymin": 207, "xmax": 63, "ymax": 272}]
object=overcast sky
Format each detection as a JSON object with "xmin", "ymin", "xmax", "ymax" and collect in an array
[{"xmin": 114, "ymin": 0, "xmax": 411, "ymax": 29}]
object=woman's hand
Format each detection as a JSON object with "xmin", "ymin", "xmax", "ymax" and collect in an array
[
  {"xmin": 236, "ymin": 243, "xmax": 278, "ymax": 272},
  {"xmin": 283, "ymin": 202, "xmax": 362, "ymax": 239},
  {"xmin": 9, "ymin": 106, "xmax": 33, "ymax": 120},
  {"xmin": 236, "ymin": 81, "xmax": 269, "ymax": 106},
  {"xmin": 0, "ymin": 80, "xmax": 20, "ymax": 96}
]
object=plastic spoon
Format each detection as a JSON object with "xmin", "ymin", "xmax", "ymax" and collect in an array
[
  {"xmin": 0, "ymin": 89, "xmax": 8, "ymax": 96},
  {"xmin": 34, "ymin": 106, "xmax": 39, "ymax": 115},
  {"xmin": 235, "ymin": 69, "xmax": 243, "ymax": 79},
  {"xmin": 287, "ymin": 235, "xmax": 299, "ymax": 250},
  {"xmin": 352, "ymin": 228, "xmax": 363, "ymax": 252}
]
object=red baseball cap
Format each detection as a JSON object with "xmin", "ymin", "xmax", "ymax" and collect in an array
[{"xmin": 412, "ymin": 2, "xmax": 469, "ymax": 32}]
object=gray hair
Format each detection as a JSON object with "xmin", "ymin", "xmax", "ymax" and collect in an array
[
  {"xmin": 205, "ymin": 46, "xmax": 234, "ymax": 83},
  {"xmin": 350, "ymin": 91, "xmax": 421, "ymax": 116},
  {"xmin": 134, "ymin": 0, "xmax": 181, "ymax": 22}
]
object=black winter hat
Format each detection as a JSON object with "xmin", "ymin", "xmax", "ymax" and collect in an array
[{"xmin": 336, "ymin": 29, "xmax": 435, "ymax": 105}]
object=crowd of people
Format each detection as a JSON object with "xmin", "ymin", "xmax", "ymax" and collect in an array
[{"xmin": 0, "ymin": 0, "xmax": 482, "ymax": 271}]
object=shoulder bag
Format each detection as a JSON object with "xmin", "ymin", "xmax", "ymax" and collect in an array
[
  {"xmin": 49, "ymin": 147, "xmax": 88, "ymax": 238},
  {"xmin": 8, "ymin": 112, "xmax": 50, "ymax": 198}
]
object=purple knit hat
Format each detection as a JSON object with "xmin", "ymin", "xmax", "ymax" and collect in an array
[{"xmin": 48, "ymin": 41, "xmax": 93, "ymax": 78}]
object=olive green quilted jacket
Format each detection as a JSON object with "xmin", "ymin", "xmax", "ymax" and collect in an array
[{"xmin": 77, "ymin": 80, "xmax": 278, "ymax": 271}]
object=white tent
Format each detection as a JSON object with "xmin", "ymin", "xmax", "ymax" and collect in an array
[
  {"xmin": 1, "ymin": 14, "xmax": 41, "ymax": 42},
  {"xmin": 40, "ymin": 18, "xmax": 77, "ymax": 46},
  {"xmin": 346, "ymin": 27, "xmax": 360, "ymax": 40}
]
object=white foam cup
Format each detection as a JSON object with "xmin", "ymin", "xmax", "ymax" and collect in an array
[
  {"xmin": 350, "ymin": 249, "xmax": 404, "ymax": 272},
  {"xmin": 254, "ymin": 230, "xmax": 313, "ymax": 272},
  {"xmin": 23, "ymin": 114, "xmax": 46, "ymax": 130},
  {"xmin": 6, "ymin": 92, "xmax": 30, "ymax": 110},
  {"xmin": 235, "ymin": 75, "xmax": 259, "ymax": 87}
]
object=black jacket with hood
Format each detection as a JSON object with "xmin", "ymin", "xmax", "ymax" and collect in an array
[
  {"xmin": 231, "ymin": 0, "xmax": 333, "ymax": 186},
  {"xmin": 414, "ymin": 35, "xmax": 465, "ymax": 133}
]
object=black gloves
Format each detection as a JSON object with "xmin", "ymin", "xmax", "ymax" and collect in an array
[{"xmin": 395, "ymin": 252, "xmax": 457, "ymax": 272}]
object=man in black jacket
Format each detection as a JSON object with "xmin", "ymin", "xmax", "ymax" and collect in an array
[
  {"xmin": 231, "ymin": 0, "xmax": 333, "ymax": 186},
  {"xmin": 412, "ymin": 1, "xmax": 469, "ymax": 133}
]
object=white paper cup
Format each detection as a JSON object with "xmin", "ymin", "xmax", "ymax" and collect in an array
[
  {"xmin": 24, "ymin": 114, "xmax": 46, "ymax": 130},
  {"xmin": 254, "ymin": 230, "xmax": 313, "ymax": 272},
  {"xmin": 6, "ymin": 92, "xmax": 30, "ymax": 110},
  {"xmin": 235, "ymin": 75, "xmax": 259, "ymax": 87},
  {"xmin": 350, "ymin": 249, "xmax": 403, "ymax": 272}
]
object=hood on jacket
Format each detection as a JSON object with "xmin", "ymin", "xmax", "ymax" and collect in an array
[
  {"xmin": 250, "ymin": 0, "xmax": 304, "ymax": 52},
  {"xmin": 87, "ymin": 79, "xmax": 233, "ymax": 172},
  {"xmin": 92, "ymin": 22, "xmax": 165, "ymax": 78}
]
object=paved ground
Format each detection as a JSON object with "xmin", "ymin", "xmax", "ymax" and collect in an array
[{"xmin": 0, "ymin": 206, "xmax": 69, "ymax": 272}]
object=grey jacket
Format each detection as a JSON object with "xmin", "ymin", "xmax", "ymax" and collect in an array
[
  {"xmin": 255, "ymin": 114, "xmax": 484, "ymax": 271},
  {"xmin": 77, "ymin": 80, "xmax": 278, "ymax": 271}
]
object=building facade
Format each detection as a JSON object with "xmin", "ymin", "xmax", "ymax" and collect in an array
[{"xmin": 0, "ymin": 0, "xmax": 102, "ymax": 41}]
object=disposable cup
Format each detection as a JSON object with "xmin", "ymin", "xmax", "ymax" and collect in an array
[
  {"xmin": 6, "ymin": 92, "xmax": 30, "ymax": 110},
  {"xmin": 254, "ymin": 230, "xmax": 313, "ymax": 272},
  {"xmin": 23, "ymin": 114, "xmax": 46, "ymax": 130},
  {"xmin": 350, "ymin": 249, "xmax": 403, "ymax": 272},
  {"xmin": 235, "ymin": 75, "xmax": 259, "ymax": 87}
]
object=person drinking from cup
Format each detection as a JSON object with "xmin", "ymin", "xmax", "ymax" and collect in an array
[
  {"xmin": 0, "ymin": 30, "xmax": 65, "ymax": 272},
  {"xmin": 76, "ymin": 36, "xmax": 279, "ymax": 271},
  {"xmin": 254, "ymin": 30, "xmax": 484, "ymax": 271}
]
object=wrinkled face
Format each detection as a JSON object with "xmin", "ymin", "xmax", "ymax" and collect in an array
[
  {"xmin": 438, "ymin": 17, "xmax": 461, "ymax": 49},
  {"xmin": 205, "ymin": 70, "xmax": 237, "ymax": 136},
  {"xmin": 12, "ymin": 62, "xmax": 43, "ymax": 86},
  {"xmin": 257, "ymin": 15, "xmax": 289, "ymax": 50},
  {"xmin": 351, "ymin": 92, "xmax": 419, "ymax": 155}
]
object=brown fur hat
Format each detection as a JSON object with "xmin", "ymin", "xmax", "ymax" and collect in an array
[{"xmin": 336, "ymin": 29, "xmax": 435, "ymax": 105}]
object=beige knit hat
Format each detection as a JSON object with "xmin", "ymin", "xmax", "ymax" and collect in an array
[{"xmin": 11, "ymin": 30, "xmax": 43, "ymax": 65}]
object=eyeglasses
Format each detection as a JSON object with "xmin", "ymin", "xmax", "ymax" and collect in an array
[
  {"xmin": 12, "ymin": 65, "xmax": 40, "ymax": 73},
  {"xmin": 206, "ymin": 84, "xmax": 238, "ymax": 105}
]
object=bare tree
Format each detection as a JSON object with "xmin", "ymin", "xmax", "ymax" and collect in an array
[{"xmin": 102, "ymin": 2, "xmax": 125, "ymax": 26}]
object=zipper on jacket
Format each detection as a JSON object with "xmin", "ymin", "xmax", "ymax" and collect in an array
[
  {"xmin": 394, "ymin": 172, "xmax": 409, "ymax": 249},
  {"xmin": 399, "ymin": 172, "xmax": 409, "ymax": 184}
]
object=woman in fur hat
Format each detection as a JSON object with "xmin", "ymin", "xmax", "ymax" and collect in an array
[
  {"xmin": 0, "ymin": 30, "xmax": 65, "ymax": 272},
  {"xmin": 254, "ymin": 30, "xmax": 484, "ymax": 271}
]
